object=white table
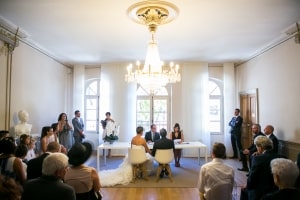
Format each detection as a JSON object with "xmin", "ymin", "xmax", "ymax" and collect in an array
[{"xmin": 97, "ymin": 141, "xmax": 208, "ymax": 171}]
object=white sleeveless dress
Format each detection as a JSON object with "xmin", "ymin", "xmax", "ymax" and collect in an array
[{"xmin": 98, "ymin": 146, "xmax": 154, "ymax": 186}]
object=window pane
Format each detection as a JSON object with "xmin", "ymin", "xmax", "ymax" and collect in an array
[
  {"xmin": 86, "ymin": 110, "xmax": 96, "ymax": 120},
  {"xmin": 155, "ymin": 87, "xmax": 168, "ymax": 96},
  {"xmin": 137, "ymin": 100, "xmax": 150, "ymax": 112},
  {"xmin": 86, "ymin": 81, "xmax": 98, "ymax": 95},
  {"xmin": 153, "ymin": 99, "xmax": 167, "ymax": 130},
  {"xmin": 209, "ymin": 99, "xmax": 220, "ymax": 120},
  {"xmin": 209, "ymin": 81, "xmax": 221, "ymax": 96},
  {"xmin": 86, "ymin": 99, "xmax": 97, "ymax": 109},
  {"xmin": 86, "ymin": 121, "xmax": 97, "ymax": 131},
  {"xmin": 209, "ymin": 121, "xmax": 221, "ymax": 132},
  {"xmin": 137, "ymin": 99, "xmax": 150, "ymax": 130},
  {"xmin": 136, "ymin": 95, "xmax": 168, "ymax": 133}
]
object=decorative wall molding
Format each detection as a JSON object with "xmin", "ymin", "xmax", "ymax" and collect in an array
[
  {"xmin": 278, "ymin": 139, "xmax": 300, "ymax": 161},
  {"xmin": 0, "ymin": 27, "xmax": 19, "ymax": 51}
]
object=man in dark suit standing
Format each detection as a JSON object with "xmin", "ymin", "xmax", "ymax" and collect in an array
[
  {"xmin": 238, "ymin": 124, "xmax": 265, "ymax": 172},
  {"xmin": 145, "ymin": 124, "xmax": 160, "ymax": 143},
  {"xmin": 152, "ymin": 128, "xmax": 174, "ymax": 177},
  {"xmin": 27, "ymin": 141, "xmax": 61, "ymax": 180},
  {"xmin": 228, "ymin": 108, "xmax": 243, "ymax": 159},
  {"xmin": 72, "ymin": 110, "xmax": 85, "ymax": 144}
]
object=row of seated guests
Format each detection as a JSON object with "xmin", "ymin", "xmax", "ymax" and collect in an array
[
  {"xmin": 240, "ymin": 135, "xmax": 300, "ymax": 200},
  {"xmin": 238, "ymin": 124, "xmax": 279, "ymax": 172},
  {"xmin": 0, "ymin": 133, "xmax": 102, "ymax": 200},
  {"xmin": 197, "ymin": 137, "xmax": 300, "ymax": 200}
]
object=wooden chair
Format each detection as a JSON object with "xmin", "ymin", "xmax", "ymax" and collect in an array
[
  {"xmin": 154, "ymin": 149, "xmax": 174, "ymax": 182},
  {"xmin": 128, "ymin": 146, "xmax": 147, "ymax": 182}
]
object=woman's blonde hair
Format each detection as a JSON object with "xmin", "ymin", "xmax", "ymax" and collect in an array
[{"xmin": 254, "ymin": 135, "xmax": 273, "ymax": 150}]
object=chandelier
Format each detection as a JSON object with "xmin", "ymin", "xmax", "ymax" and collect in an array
[{"xmin": 125, "ymin": 0, "xmax": 181, "ymax": 95}]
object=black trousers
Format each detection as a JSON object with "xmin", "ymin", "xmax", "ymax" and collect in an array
[
  {"xmin": 231, "ymin": 133, "xmax": 242, "ymax": 157},
  {"xmin": 239, "ymin": 149, "xmax": 249, "ymax": 169}
]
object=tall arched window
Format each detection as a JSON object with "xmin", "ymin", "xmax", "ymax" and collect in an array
[
  {"xmin": 85, "ymin": 79, "xmax": 100, "ymax": 133},
  {"xmin": 208, "ymin": 79, "xmax": 223, "ymax": 134},
  {"xmin": 136, "ymin": 86, "xmax": 169, "ymax": 131}
]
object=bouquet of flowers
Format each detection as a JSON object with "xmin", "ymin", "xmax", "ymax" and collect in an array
[{"xmin": 103, "ymin": 120, "xmax": 119, "ymax": 143}]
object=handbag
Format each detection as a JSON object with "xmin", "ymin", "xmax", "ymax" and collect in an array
[{"xmin": 90, "ymin": 190, "xmax": 102, "ymax": 200}]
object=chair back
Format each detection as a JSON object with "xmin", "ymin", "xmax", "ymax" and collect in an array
[
  {"xmin": 128, "ymin": 146, "xmax": 147, "ymax": 165},
  {"xmin": 206, "ymin": 181, "xmax": 233, "ymax": 200},
  {"xmin": 154, "ymin": 149, "xmax": 174, "ymax": 164}
]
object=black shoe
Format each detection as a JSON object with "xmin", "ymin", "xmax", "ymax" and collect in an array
[
  {"xmin": 159, "ymin": 170, "xmax": 164, "ymax": 178},
  {"xmin": 238, "ymin": 168, "xmax": 249, "ymax": 172},
  {"xmin": 165, "ymin": 170, "xmax": 169, "ymax": 176},
  {"xmin": 246, "ymin": 173, "xmax": 249, "ymax": 177}
]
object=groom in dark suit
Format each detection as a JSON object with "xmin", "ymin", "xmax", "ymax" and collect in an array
[
  {"xmin": 145, "ymin": 124, "xmax": 160, "ymax": 143},
  {"xmin": 152, "ymin": 128, "xmax": 175, "ymax": 177}
]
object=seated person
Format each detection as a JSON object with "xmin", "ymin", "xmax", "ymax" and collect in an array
[
  {"xmin": 197, "ymin": 142, "xmax": 234, "ymax": 200},
  {"xmin": 0, "ymin": 137, "xmax": 26, "ymax": 185},
  {"xmin": 0, "ymin": 130, "xmax": 9, "ymax": 140},
  {"xmin": 131, "ymin": 126, "xmax": 152, "ymax": 179},
  {"xmin": 64, "ymin": 142, "xmax": 101, "ymax": 200},
  {"xmin": 145, "ymin": 124, "xmax": 160, "ymax": 143},
  {"xmin": 14, "ymin": 144, "xmax": 28, "ymax": 179},
  {"xmin": 27, "ymin": 141, "xmax": 61, "ymax": 180},
  {"xmin": 261, "ymin": 158, "xmax": 300, "ymax": 200},
  {"xmin": 152, "ymin": 128, "xmax": 174, "ymax": 178},
  {"xmin": 0, "ymin": 174, "xmax": 23, "ymax": 200},
  {"xmin": 242, "ymin": 136, "xmax": 279, "ymax": 200},
  {"xmin": 238, "ymin": 124, "xmax": 264, "ymax": 172},
  {"xmin": 295, "ymin": 153, "xmax": 300, "ymax": 190},
  {"xmin": 22, "ymin": 153, "xmax": 76, "ymax": 200}
]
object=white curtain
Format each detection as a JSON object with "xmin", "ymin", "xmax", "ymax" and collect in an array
[
  {"xmin": 223, "ymin": 63, "xmax": 235, "ymax": 157},
  {"xmin": 180, "ymin": 63, "xmax": 210, "ymax": 156}
]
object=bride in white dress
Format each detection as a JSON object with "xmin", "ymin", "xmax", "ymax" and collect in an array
[
  {"xmin": 99, "ymin": 149, "xmax": 154, "ymax": 186},
  {"xmin": 99, "ymin": 126, "xmax": 154, "ymax": 186}
]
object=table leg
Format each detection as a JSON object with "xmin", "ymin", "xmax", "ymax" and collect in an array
[
  {"xmin": 103, "ymin": 149, "xmax": 106, "ymax": 166},
  {"xmin": 97, "ymin": 147, "xmax": 100, "ymax": 171},
  {"xmin": 204, "ymin": 146, "xmax": 207, "ymax": 163},
  {"xmin": 198, "ymin": 148, "xmax": 200, "ymax": 165}
]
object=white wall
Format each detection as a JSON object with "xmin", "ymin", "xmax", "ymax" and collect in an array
[
  {"xmin": 9, "ymin": 42, "xmax": 72, "ymax": 136},
  {"xmin": 100, "ymin": 63, "xmax": 137, "ymax": 142},
  {"xmin": 236, "ymin": 38, "xmax": 300, "ymax": 141},
  {"xmin": 175, "ymin": 62, "xmax": 210, "ymax": 156}
]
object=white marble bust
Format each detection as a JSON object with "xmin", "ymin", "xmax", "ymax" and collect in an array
[{"xmin": 15, "ymin": 110, "xmax": 32, "ymax": 137}]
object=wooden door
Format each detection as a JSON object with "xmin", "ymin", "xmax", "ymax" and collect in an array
[{"xmin": 240, "ymin": 89, "xmax": 258, "ymax": 148}]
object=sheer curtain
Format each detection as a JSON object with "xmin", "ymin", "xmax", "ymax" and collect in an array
[
  {"xmin": 223, "ymin": 63, "xmax": 235, "ymax": 157},
  {"xmin": 180, "ymin": 63, "xmax": 210, "ymax": 156}
]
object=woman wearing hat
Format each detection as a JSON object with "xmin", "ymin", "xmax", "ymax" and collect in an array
[{"xmin": 64, "ymin": 142, "xmax": 102, "ymax": 200}]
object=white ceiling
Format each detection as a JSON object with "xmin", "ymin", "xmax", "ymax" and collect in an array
[{"xmin": 0, "ymin": 0, "xmax": 300, "ymax": 66}]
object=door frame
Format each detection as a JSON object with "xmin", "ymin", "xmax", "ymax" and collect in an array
[{"xmin": 239, "ymin": 88, "xmax": 259, "ymax": 148}]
